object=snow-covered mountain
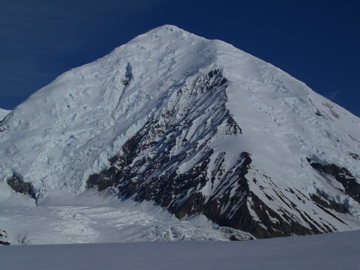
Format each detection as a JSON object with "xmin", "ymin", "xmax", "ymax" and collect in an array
[{"xmin": 1, "ymin": 25, "xmax": 360, "ymax": 240}]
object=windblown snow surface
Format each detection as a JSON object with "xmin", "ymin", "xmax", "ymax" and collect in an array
[
  {"xmin": 0, "ymin": 25, "xmax": 360, "ymax": 242},
  {"xmin": 1, "ymin": 230, "xmax": 359, "ymax": 270}
]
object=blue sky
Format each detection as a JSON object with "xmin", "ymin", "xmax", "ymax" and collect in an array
[{"xmin": 0, "ymin": 0, "xmax": 359, "ymax": 116}]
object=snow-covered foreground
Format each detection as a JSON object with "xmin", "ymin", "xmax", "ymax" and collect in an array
[
  {"xmin": 1, "ymin": 230, "xmax": 359, "ymax": 270},
  {"xmin": 0, "ymin": 188, "xmax": 250, "ymax": 245}
]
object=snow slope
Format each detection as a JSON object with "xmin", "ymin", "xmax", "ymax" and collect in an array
[
  {"xmin": 0, "ymin": 25, "xmax": 221, "ymax": 192},
  {"xmin": 0, "ymin": 25, "xmax": 360, "ymax": 238},
  {"xmin": 0, "ymin": 109, "xmax": 10, "ymax": 121},
  {"xmin": 1, "ymin": 230, "xmax": 359, "ymax": 270}
]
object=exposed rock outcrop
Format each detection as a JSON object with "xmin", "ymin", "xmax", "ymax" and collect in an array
[
  {"xmin": 0, "ymin": 229, "xmax": 10, "ymax": 245},
  {"xmin": 7, "ymin": 174, "xmax": 37, "ymax": 200}
]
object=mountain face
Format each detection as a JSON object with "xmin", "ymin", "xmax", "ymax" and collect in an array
[{"xmin": 1, "ymin": 25, "xmax": 360, "ymax": 239}]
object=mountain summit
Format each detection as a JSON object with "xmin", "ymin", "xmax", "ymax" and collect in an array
[{"xmin": 1, "ymin": 25, "xmax": 360, "ymax": 238}]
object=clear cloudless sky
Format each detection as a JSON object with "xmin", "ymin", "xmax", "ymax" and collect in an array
[{"xmin": 0, "ymin": 0, "xmax": 359, "ymax": 116}]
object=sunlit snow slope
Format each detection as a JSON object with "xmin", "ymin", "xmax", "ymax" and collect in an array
[{"xmin": 1, "ymin": 25, "xmax": 360, "ymax": 239}]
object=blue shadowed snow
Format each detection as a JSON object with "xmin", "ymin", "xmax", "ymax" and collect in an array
[{"xmin": 0, "ymin": 230, "xmax": 359, "ymax": 270}]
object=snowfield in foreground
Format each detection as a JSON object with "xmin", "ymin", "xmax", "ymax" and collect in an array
[{"xmin": 1, "ymin": 230, "xmax": 359, "ymax": 270}]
